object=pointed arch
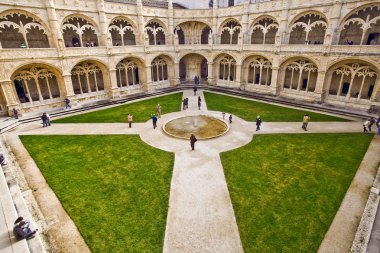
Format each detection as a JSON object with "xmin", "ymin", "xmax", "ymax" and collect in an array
[
  {"xmin": 108, "ymin": 16, "xmax": 136, "ymax": 46},
  {"xmin": 249, "ymin": 16, "xmax": 279, "ymax": 44},
  {"xmin": 62, "ymin": 14, "xmax": 100, "ymax": 47},
  {"xmin": 289, "ymin": 11, "xmax": 327, "ymax": 44}
]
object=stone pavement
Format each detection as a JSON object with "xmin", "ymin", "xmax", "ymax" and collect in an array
[{"xmin": 1, "ymin": 89, "xmax": 379, "ymax": 252}]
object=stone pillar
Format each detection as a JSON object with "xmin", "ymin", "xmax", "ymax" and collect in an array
[
  {"xmin": 136, "ymin": 0, "xmax": 145, "ymax": 46},
  {"xmin": 269, "ymin": 67, "xmax": 280, "ymax": 95},
  {"xmin": 329, "ymin": 0, "xmax": 343, "ymax": 45},
  {"xmin": 1, "ymin": 80, "xmax": 19, "ymax": 115},
  {"xmin": 279, "ymin": 0, "xmax": 290, "ymax": 44},
  {"xmin": 97, "ymin": 0, "xmax": 109, "ymax": 47},
  {"xmin": 143, "ymin": 66, "xmax": 153, "ymax": 92},
  {"xmin": 370, "ymin": 77, "xmax": 380, "ymax": 102},
  {"xmin": 207, "ymin": 61, "xmax": 216, "ymax": 85},
  {"xmin": 168, "ymin": 0, "xmax": 174, "ymax": 45},
  {"xmin": 108, "ymin": 69, "xmax": 121, "ymax": 98},
  {"xmin": 235, "ymin": 64, "xmax": 242, "ymax": 87},
  {"xmin": 212, "ymin": 1, "xmax": 218, "ymax": 45},
  {"xmin": 62, "ymin": 74, "xmax": 76, "ymax": 98},
  {"xmin": 45, "ymin": 0, "xmax": 60, "ymax": 48},
  {"xmin": 313, "ymin": 70, "xmax": 327, "ymax": 102},
  {"xmin": 171, "ymin": 61, "xmax": 180, "ymax": 86},
  {"xmin": 241, "ymin": 2, "xmax": 249, "ymax": 44}
]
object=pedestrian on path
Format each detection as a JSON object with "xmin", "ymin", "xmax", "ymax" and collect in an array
[
  {"xmin": 193, "ymin": 86, "xmax": 197, "ymax": 96},
  {"xmin": 13, "ymin": 108, "xmax": 19, "ymax": 119},
  {"xmin": 13, "ymin": 218, "xmax": 38, "ymax": 240},
  {"xmin": 182, "ymin": 98, "xmax": 186, "ymax": 110},
  {"xmin": 256, "ymin": 115, "xmax": 262, "ymax": 131},
  {"xmin": 128, "ymin": 113, "xmax": 133, "ymax": 128},
  {"xmin": 156, "ymin": 104, "xmax": 161, "ymax": 118},
  {"xmin": 185, "ymin": 98, "xmax": 189, "ymax": 109},
  {"xmin": 368, "ymin": 117, "xmax": 376, "ymax": 132},
  {"xmin": 302, "ymin": 114, "xmax": 310, "ymax": 131},
  {"xmin": 229, "ymin": 114, "xmax": 232, "ymax": 124},
  {"xmin": 46, "ymin": 113, "xmax": 51, "ymax": 126},
  {"xmin": 41, "ymin": 113, "xmax": 48, "ymax": 127},
  {"xmin": 151, "ymin": 114, "xmax": 158, "ymax": 129},
  {"xmin": 363, "ymin": 118, "xmax": 370, "ymax": 132},
  {"xmin": 222, "ymin": 112, "xmax": 226, "ymax": 120},
  {"xmin": 190, "ymin": 134, "xmax": 197, "ymax": 151},
  {"xmin": 198, "ymin": 96, "xmax": 201, "ymax": 110},
  {"xmin": 65, "ymin": 98, "xmax": 71, "ymax": 109}
]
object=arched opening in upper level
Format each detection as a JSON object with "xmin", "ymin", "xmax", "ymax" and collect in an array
[
  {"xmin": 220, "ymin": 19, "xmax": 241, "ymax": 44},
  {"xmin": 145, "ymin": 20, "xmax": 166, "ymax": 45},
  {"xmin": 175, "ymin": 21, "xmax": 212, "ymax": 45},
  {"xmin": 0, "ymin": 11, "xmax": 50, "ymax": 48},
  {"xmin": 62, "ymin": 15, "xmax": 99, "ymax": 47},
  {"xmin": 109, "ymin": 17, "xmax": 136, "ymax": 46},
  {"xmin": 289, "ymin": 12, "xmax": 327, "ymax": 45},
  {"xmin": 250, "ymin": 16, "xmax": 279, "ymax": 44},
  {"xmin": 338, "ymin": 4, "xmax": 380, "ymax": 45}
]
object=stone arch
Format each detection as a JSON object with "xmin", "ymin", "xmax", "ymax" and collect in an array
[
  {"xmin": 213, "ymin": 53, "xmax": 237, "ymax": 84},
  {"xmin": 115, "ymin": 57, "xmax": 146, "ymax": 92},
  {"xmin": 145, "ymin": 19, "xmax": 167, "ymax": 45},
  {"xmin": 70, "ymin": 60, "xmax": 109, "ymax": 96},
  {"xmin": 150, "ymin": 55, "xmax": 174, "ymax": 88},
  {"xmin": 241, "ymin": 55, "xmax": 273, "ymax": 86},
  {"xmin": 61, "ymin": 14, "xmax": 100, "ymax": 47},
  {"xmin": 219, "ymin": 18, "xmax": 242, "ymax": 44},
  {"xmin": 288, "ymin": 11, "xmax": 327, "ymax": 45},
  {"xmin": 325, "ymin": 59, "xmax": 379, "ymax": 101},
  {"xmin": 108, "ymin": 16, "xmax": 137, "ymax": 46},
  {"xmin": 11, "ymin": 63, "xmax": 64, "ymax": 104},
  {"xmin": 0, "ymin": 9, "xmax": 51, "ymax": 48},
  {"xmin": 279, "ymin": 57, "xmax": 319, "ymax": 92},
  {"xmin": 249, "ymin": 15, "xmax": 279, "ymax": 44},
  {"xmin": 338, "ymin": 4, "xmax": 380, "ymax": 45},
  {"xmin": 178, "ymin": 53, "xmax": 208, "ymax": 82},
  {"xmin": 175, "ymin": 21, "xmax": 211, "ymax": 45}
]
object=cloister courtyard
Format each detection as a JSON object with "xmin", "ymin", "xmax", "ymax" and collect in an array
[{"xmin": 2, "ymin": 89, "xmax": 379, "ymax": 253}]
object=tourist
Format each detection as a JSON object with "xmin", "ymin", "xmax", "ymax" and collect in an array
[
  {"xmin": 156, "ymin": 104, "xmax": 161, "ymax": 118},
  {"xmin": 182, "ymin": 98, "xmax": 186, "ymax": 110},
  {"xmin": 222, "ymin": 112, "xmax": 226, "ymax": 120},
  {"xmin": 229, "ymin": 114, "xmax": 232, "ymax": 123},
  {"xmin": 194, "ymin": 75, "xmax": 198, "ymax": 85},
  {"xmin": 256, "ymin": 115, "xmax": 262, "ymax": 131},
  {"xmin": 363, "ymin": 118, "xmax": 370, "ymax": 132},
  {"xmin": 193, "ymin": 86, "xmax": 197, "ymax": 96},
  {"xmin": 302, "ymin": 114, "xmax": 310, "ymax": 131},
  {"xmin": 41, "ymin": 113, "xmax": 48, "ymax": 127},
  {"xmin": 13, "ymin": 108, "xmax": 19, "ymax": 119},
  {"xmin": 190, "ymin": 134, "xmax": 197, "ymax": 151},
  {"xmin": 46, "ymin": 113, "xmax": 51, "ymax": 126},
  {"xmin": 198, "ymin": 96, "xmax": 201, "ymax": 110},
  {"xmin": 13, "ymin": 219, "xmax": 38, "ymax": 240},
  {"xmin": 368, "ymin": 117, "xmax": 376, "ymax": 132},
  {"xmin": 65, "ymin": 98, "xmax": 71, "ymax": 109},
  {"xmin": 151, "ymin": 114, "xmax": 158, "ymax": 129},
  {"xmin": 0, "ymin": 154, "xmax": 7, "ymax": 166},
  {"xmin": 376, "ymin": 117, "xmax": 380, "ymax": 128},
  {"xmin": 128, "ymin": 113, "xmax": 133, "ymax": 128}
]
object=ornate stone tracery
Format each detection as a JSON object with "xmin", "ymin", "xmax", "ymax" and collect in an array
[
  {"xmin": 116, "ymin": 59, "xmax": 139, "ymax": 88},
  {"xmin": 283, "ymin": 59, "xmax": 318, "ymax": 92},
  {"xmin": 289, "ymin": 13, "xmax": 327, "ymax": 44},
  {"xmin": 62, "ymin": 16, "xmax": 99, "ymax": 47},
  {"xmin": 108, "ymin": 17, "xmax": 136, "ymax": 46},
  {"xmin": 247, "ymin": 57, "xmax": 272, "ymax": 85},
  {"xmin": 71, "ymin": 62, "xmax": 104, "ymax": 95},
  {"xmin": 13, "ymin": 65, "xmax": 60, "ymax": 103},
  {"xmin": 221, "ymin": 20, "xmax": 241, "ymax": 44},
  {"xmin": 145, "ymin": 21, "xmax": 166, "ymax": 45},
  {"xmin": 250, "ymin": 17, "xmax": 278, "ymax": 44},
  {"xmin": 219, "ymin": 56, "xmax": 237, "ymax": 81},
  {"xmin": 151, "ymin": 57, "xmax": 168, "ymax": 82}
]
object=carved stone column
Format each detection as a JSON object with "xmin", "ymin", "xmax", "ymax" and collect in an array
[
  {"xmin": 97, "ymin": 0, "xmax": 109, "ymax": 47},
  {"xmin": 45, "ymin": 0, "xmax": 60, "ymax": 48},
  {"xmin": 241, "ymin": 2, "xmax": 249, "ymax": 44},
  {"xmin": 108, "ymin": 69, "xmax": 121, "ymax": 98},
  {"xmin": 279, "ymin": 0, "xmax": 290, "ymax": 44},
  {"xmin": 143, "ymin": 66, "xmax": 153, "ymax": 92},
  {"xmin": 313, "ymin": 70, "xmax": 327, "ymax": 102},
  {"xmin": 168, "ymin": 0, "xmax": 174, "ymax": 45},
  {"xmin": 207, "ymin": 61, "xmax": 216, "ymax": 86},
  {"xmin": 269, "ymin": 67, "xmax": 281, "ymax": 96},
  {"xmin": 136, "ymin": 0, "xmax": 145, "ymax": 46},
  {"xmin": 329, "ymin": 0, "xmax": 343, "ymax": 45},
  {"xmin": 1, "ymin": 80, "xmax": 19, "ymax": 110},
  {"xmin": 370, "ymin": 77, "xmax": 380, "ymax": 102},
  {"xmin": 235, "ymin": 64, "xmax": 242, "ymax": 87},
  {"xmin": 212, "ymin": 1, "xmax": 218, "ymax": 45},
  {"xmin": 171, "ymin": 61, "xmax": 180, "ymax": 87}
]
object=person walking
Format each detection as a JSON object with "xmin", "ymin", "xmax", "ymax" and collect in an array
[
  {"xmin": 222, "ymin": 112, "xmax": 226, "ymax": 120},
  {"xmin": 256, "ymin": 115, "xmax": 262, "ymax": 131},
  {"xmin": 302, "ymin": 114, "xmax": 310, "ymax": 131},
  {"xmin": 151, "ymin": 114, "xmax": 158, "ymax": 129},
  {"xmin": 363, "ymin": 118, "xmax": 370, "ymax": 132},
  {"xmin": 128, "ymin": 113, "xmax": 133, "ymax": 128},
  {"xmin": 198, "ymin": 96, "xmax": 201, "ymax": 110},
  {"xmin": 368, "ymin": 117, "xmax": 376, "ymax": 132},
  {"xmin": 65, "ymin": 98, "xmax": 71, "ymax": 109},
  {"xmin": 182, "ymin": 98, "xmax": 186, "ymax": 110},
  {"xmin": 193, "ymin": 86, "xmax": 197, "ymax": 96},
  {"xmin": 46, "ymin": 113, "xmax": 51, "ymax": 126},
  {"xmin": 13, "ymin": 108, "xmax": 19, "ymax": 119},
  {"xmin": 190, "ymin": 134, "xmax": 197, "ymax": 151},
  {"xmin": 229, "ymin": 114, "xmax": 232, "ymax": 123},
  {"xmin": 156, "ymin": 104, "xmax": 161, "ymax": 118},
  {"xmin": 41, "ymin": 113, "xmax": 48, "ymax": 127}
]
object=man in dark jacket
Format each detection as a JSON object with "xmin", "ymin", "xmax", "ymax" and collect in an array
[
  {"xmin": 256, "ymin": 115, "xmax": 262, "ymax": 131},
  {"xmin": 190, "ymin": 134, "xmax": 197, "ymax": 150},
  {"xmin": 151, "ymin": 114, "xmax": 158, "ymax": 129}
]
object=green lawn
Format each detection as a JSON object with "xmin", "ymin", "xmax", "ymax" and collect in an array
[
  {"xmin": 53, "ymin": 93, "xmax": 183, "ymax": 123},
  {"xmin": 204, "ymin": 92, "xmax": 349, "ymax": 122},
  {"xmin": 221, "ymin": 133, "xmax": 373, "ymax": 253},
  {"xmin": 20, "ymin": 135, "xmax": 174, "ymax": 253}
]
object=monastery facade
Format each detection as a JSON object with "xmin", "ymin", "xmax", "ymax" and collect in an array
[{"xmin": 0, "ymin": 0, "xmax": 379, "ymax": 116}]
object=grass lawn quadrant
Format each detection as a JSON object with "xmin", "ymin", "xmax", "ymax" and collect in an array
[
  {"xmin": 20, "ymin": 135, "xmax": 174, "ymax": 253},
  {"xmin": 221, "ymin": 133, "xmax": 373, "ymax": 253},
  {"xmin": 204, "ymin": 92, "xmax": 349, "ymax": 122},
  {"xmin": 53, "ymin": 92, "xmax": 183, "ymax": 123}
]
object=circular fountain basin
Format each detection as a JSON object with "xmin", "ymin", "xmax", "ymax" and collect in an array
[{"xmin": 163, "ymin": 115, "xmax": 229, "ymax": 140}]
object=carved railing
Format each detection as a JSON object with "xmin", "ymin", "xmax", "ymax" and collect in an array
[
  {"xmin": 63, "ymin": 47, "xmax": 108, "ymax": 57},
  {"xmin": 0, "ymin": 48, "xmax": 58, "ymax": 60}
]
